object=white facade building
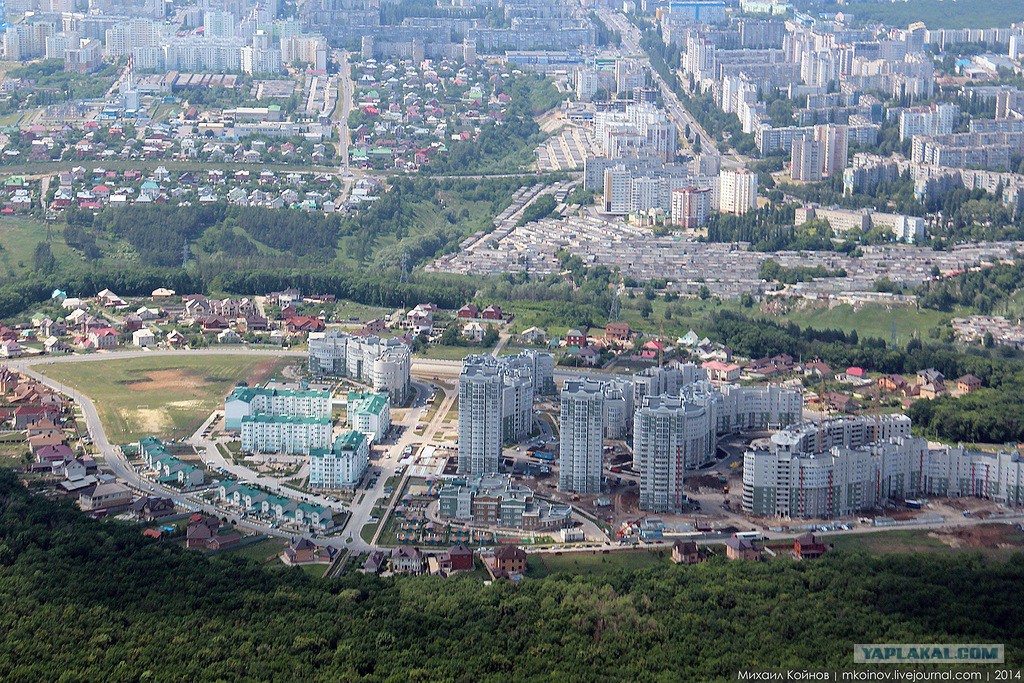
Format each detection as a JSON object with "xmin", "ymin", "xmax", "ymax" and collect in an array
[
  {"xmin": 559, "ymin": 379, "xmax": 605, "ymax": 494},
  {"xmin": 457, "ymin": 360, "xmax": 504, "ymax": 476},
  {"xmin": 240, "ymin": 415, "xmax": 332, "ymax": 454},
  {"xmin": 309, "ymin": 431, "xmax": 369, "ymax": 489}
]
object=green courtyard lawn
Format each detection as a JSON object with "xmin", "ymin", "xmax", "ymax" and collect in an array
[
  {"xmin": 415, "ymin": 343, "xmax": 496, "ymax": 361},
  {"xmin": 41, "ymin": 354, "xmax": 291, "ymax": 443},
  {"xmin": 0, "ymin": 216, "xmax": 80, "ymax": 287}
]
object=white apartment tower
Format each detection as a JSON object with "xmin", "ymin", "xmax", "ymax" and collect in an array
[
  {"xmin": 633, "ymin": 393, "xmax": 716, "ymax": 513},
  {"xmin": 558, "ymin": 379, "xmax": 605, "ymax": 494},
  {"xmin": 718, "ymin": 168, "xmax": 758, "ymax": 215},
  {"xmin": 457, "ymin": 362, "xmax": 504, "ymax": 476}
]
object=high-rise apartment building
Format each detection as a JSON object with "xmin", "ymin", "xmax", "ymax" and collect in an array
[
  {"xmin": 718, "ymin": 168, "xmax": 758, "ymax": 215},
  {"xmin": 558, "ymin": 379, "xmax": 605, "ymax": 494},
  {"xmin": 457, "ymin": 361, "xmax": 504, "ymax": 476},
  {"xmin": 633, "ymin": 392, "xmax": 716, "ymax": 513}
]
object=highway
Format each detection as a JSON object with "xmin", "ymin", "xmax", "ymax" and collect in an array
[{"xmin": 596, "ymin": 8, "xmax": 744, "ymax": 170}]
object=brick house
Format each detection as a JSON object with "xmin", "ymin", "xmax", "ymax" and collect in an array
[
  {"xmin": 724, "ymin": 536, "xmax": 761, "ymax": 561},
  {"xmin": 490, "ymin": 545, "xmax": 527, "ymax": 577},
  {"xmin": 443, "ymin": 543, "xmax": 474, "ymax": 572},
  {"xmin": 794, "ymin": 532, "xmax": 827, "ymax": 560},
  {"xmin": 671, "ymin": 540, "xmax": 703, "ymax": 565},
  {"xmin": 604, "ymin": 321, "xmax": 630, "ymax": 342}
]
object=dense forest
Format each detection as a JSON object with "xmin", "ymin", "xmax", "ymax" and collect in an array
[{"xmin": 0, "ymin": 471, "xmax": 1022, "ymax": 681}]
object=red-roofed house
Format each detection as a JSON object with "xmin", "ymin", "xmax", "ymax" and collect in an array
[
  {"xmin": 88, "ymin": 327, "xmax": 119, "ymax": 349},
  {"xmin": 702, "ymin": 360, "xmax": 741, "ymax": 382}
]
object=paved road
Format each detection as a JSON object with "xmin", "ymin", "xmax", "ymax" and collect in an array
[{"xmin": 597, "ymin": 9, "xmax": 744, "ymax": 170}]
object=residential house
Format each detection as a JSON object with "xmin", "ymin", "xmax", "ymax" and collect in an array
[
  {"xmin": 565, "ymin": 328, "xmax": 587, "ymax": 347},
  {"xmin": 671, "ymin": 540, "xmax": 704, "ymax": 565},
  {"xmin": 0, "ymin": 340, "xmax": 22, "ymax": 358},
  {"xmin": 363, "ymin": 549, "xmax": 388, "ymax": 574},
  {"xmin": 79, "ymin": 482, "xmax": 132, "ymax": 512},
  {"xmin": 280, "ymin": 537, "xmax": 337, "ymax": 565},
  {"xmin": 88, "ymin": 327, "xmax": 119, "ymax": 349},
  {"xmin": 490, "ymin": 545, "xmax": 527, "ymax": 577},
  {"xmin": 132, "ymin": 328, "xmax": 156, "ymax": 347},
  {"xmin": 186, "ymin": 515, "xmax": 232, "ymax": 548},
  {"xmin": 520, "ymin": 327, "xmax": 546, "ymax": 344},
  {"xmin": 457, "ymin": 304, "xmax": 479, "ymax": 319},
  {"xmin": 919, "ymin": 381, "xmax": 946, "ymax": 400},
  {"xmin": 442, "ymin": 543, "xmax": 475, "ymax": 572},
  {"xmin": 724, "ymin": 536, "xmax": 761, "ymax": 560},
  {"xmin": 703, "ymin": 360, "xmax": 741, "ymax": 383},
  {"xmin": 481, "ymin": 305, "xmax": 502, "ymax": 321},
  {"xmin": 957, "ymin": 374, "xmax": 982, "ymax": 394},
  {"xmin": 604, "ymin": 322, "xmax": 631, "ymax": 342},
  {"xmin": 127, "ymin": 496, "xmax": 176, "ymax": 522},
  {"xmin": 14, "ymin": 405, "xmax": 54, "ymax": 428},
  {"xmin": 843, "ymin": 366, "xmax": 867, "ymax": 383},
  {"xmin": 463, "ymin": 321, "xmax": 485, "ymax": 342},
  {"xmin": 802, "ymin": 361, "xmax": 832, "ymax": 378},
  {"xmin": 391, "ymin": 545, "xmax": 424, "ymax": 574},
  {"xmin": 877, "ymin": 375, "xmax": 909, "ymax": 393},
  {"xmin": 917, "ymin": 368, "xmax": 945, "ymax": 386},
  {"xmin": 794, "ymin": 532, "xmax": 827, "ymax": 560}
]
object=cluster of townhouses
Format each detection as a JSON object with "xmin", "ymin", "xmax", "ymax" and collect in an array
[
  {"xmin": 457, "ymin": 355, "xmax": 803, "ymax": 515},
  {"xmin": 138, "ymin": 436, "xmax": 205, "ymax": 487},
  {"xmin": 216, "ymin": 481, "xmax": 335, "ymax": 531},
  {"xmin": 743, "ymin": 414, "xmax": 1024, "ymax": 519}
]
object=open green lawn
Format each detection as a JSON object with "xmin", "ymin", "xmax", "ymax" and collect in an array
[
  {"xmin": 773, "ymin": 304, "xmax": 954, "ymax": 344},
  {"xmin": 829, "ymin": 525, "xmax": 1024, "ymax": 559},
  {"xmin": 0, "ymin": 217, "xmax": 81, "ymax": 286},
  {"xmin": 510, "ymin": 295, "xmax": 955, "ymax": 347},
  {"xmin": 825, "ymin": 0, "xmax": 1024, "ymax": 29},
  {"xmin": 528, "ymin": 549, "xmax": 671, "ymax": 578},
  {"xmin": 212, "ymin": 537, "xmax": 288, "ymax": 564},
  {"xmin": 41, "ymin": 354, "xmax": 291, "ymax": 443}
]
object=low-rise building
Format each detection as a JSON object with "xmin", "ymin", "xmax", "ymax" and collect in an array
[
  {"xmin": 438, "ymin": 474, "xmax": 572, "ymax": 530},
  {"xmin": 240, "ymin": 414, "xmax": 332, "ymax": 454},
  {"xmin": 346, "ymin": 391, "xmax": 391, "ymax": 442},
  {"xmin": 308, "ymin": 430, "xmax": 369, "ymax": 490}
]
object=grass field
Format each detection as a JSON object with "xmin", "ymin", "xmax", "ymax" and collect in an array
[
  {"xmin": 527, "ymin": 550, "xmax": 671, "ymax": 578},
  {"xmin": 0, "ymin": 217, "xmax": 80, "ymax": 286},
  {"xmin": 42, "ymin": 355, "xmax": 291, "ymax": 443},
  {"xmin": 829, "ymin": 525, "xmax": 1024, "ymax": 559},
  {"xmin": 774, "ymin": 304, "xmax": 954, "ymax": 344},
  {"xmin": 212, "ymin": 537, "xmax": 288, "ymax": 564}
]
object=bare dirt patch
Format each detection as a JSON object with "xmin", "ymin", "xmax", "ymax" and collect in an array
[
  {"xmin": 123, "ymin": 369, "xmax": 200, "ymax": 393},
  {"xmin": 929, "ymin": 524, "xmax": 1024, "ymax": 551},
  {"xmin": 247, "ymin": 360, "xmax": 286, "ymax": 387}
]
